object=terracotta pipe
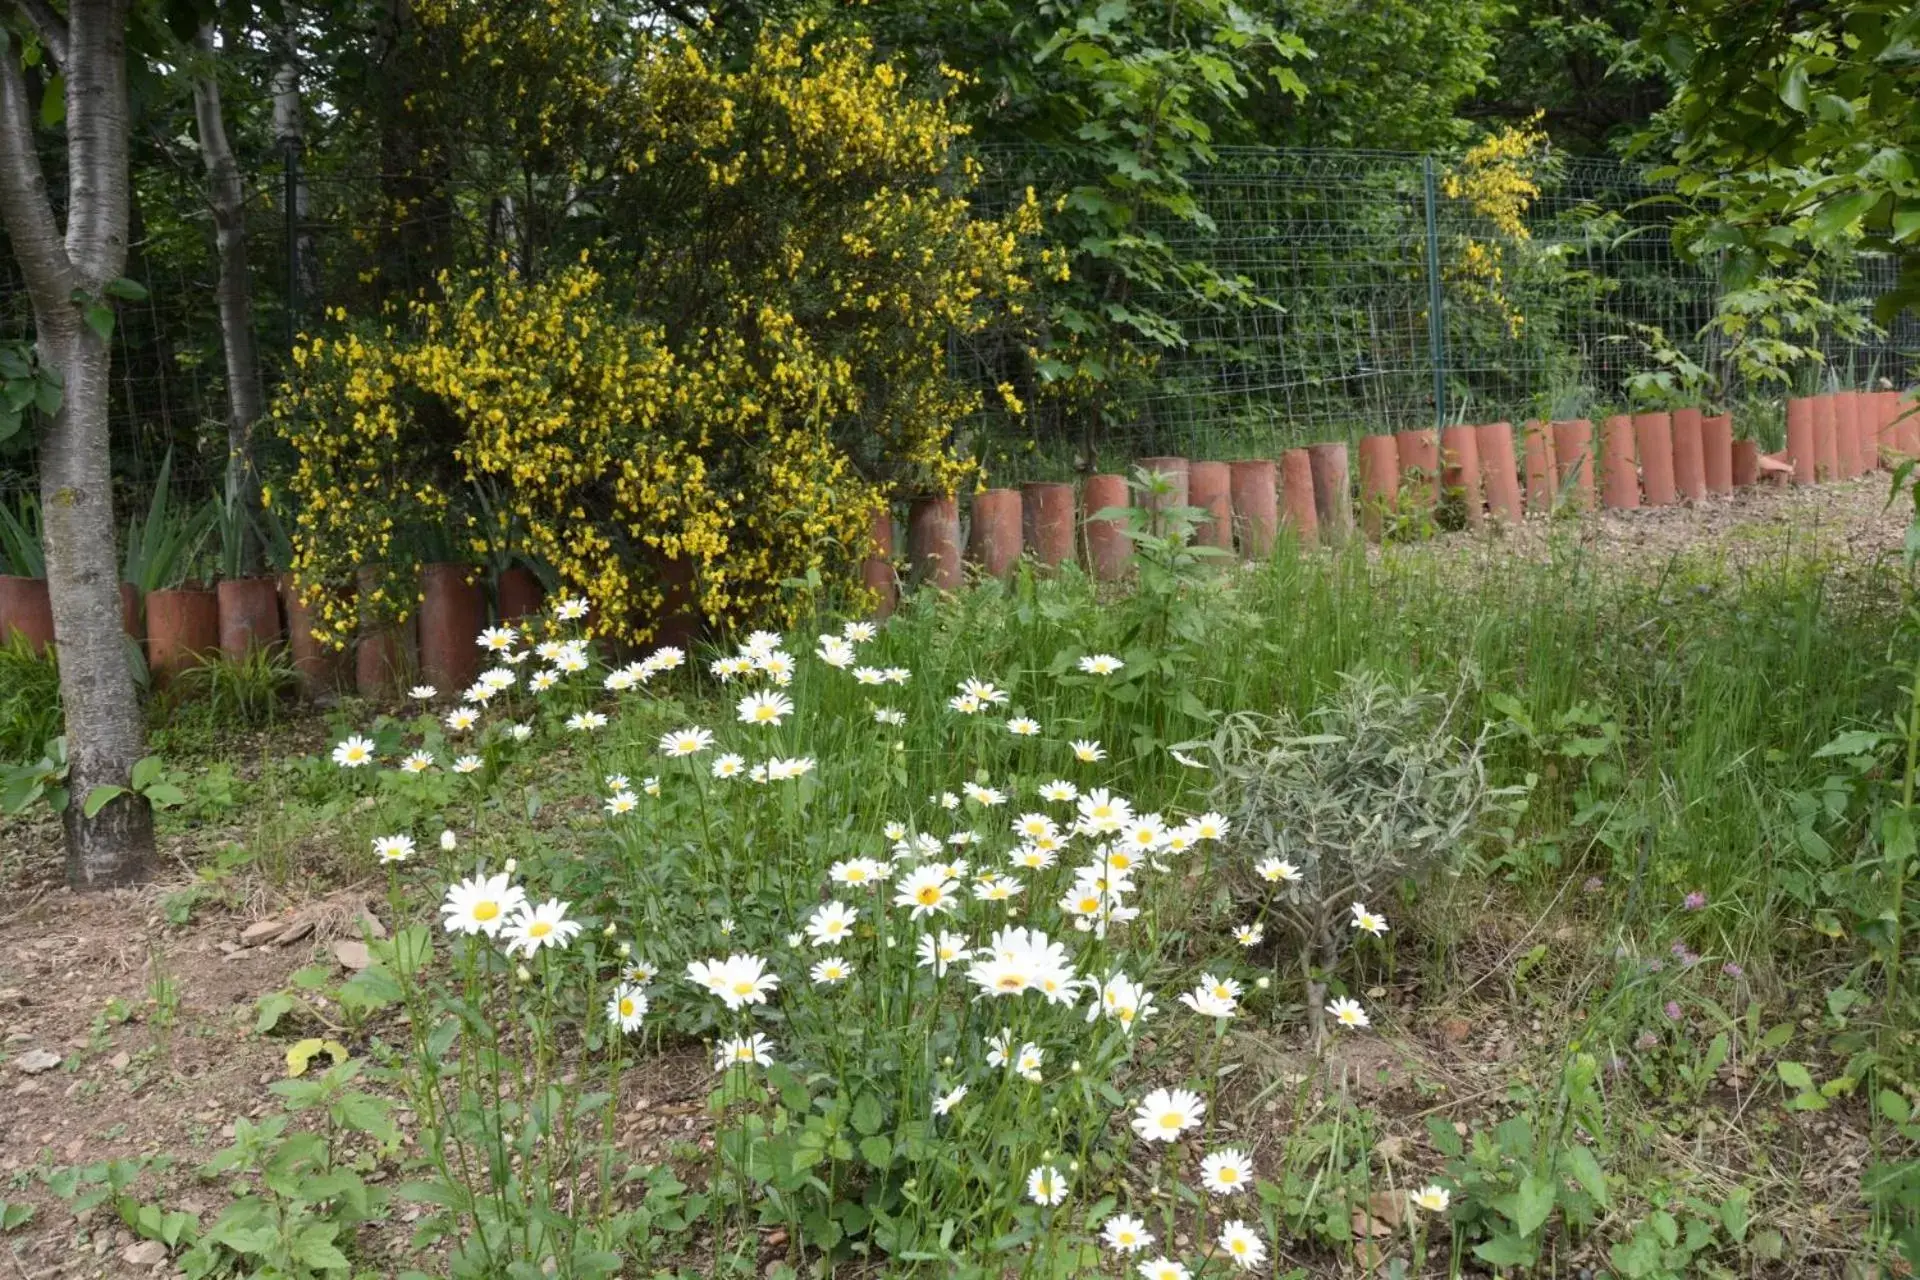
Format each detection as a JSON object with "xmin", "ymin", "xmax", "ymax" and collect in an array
[
  {"xmin": 1550, "ymin": 419, "xmax": 1595, "ymax": 510},
  {"xmin": 1356, "ymin": 436, "xmax": 1400, "ymax": 541},
  {"xmin": 1020, "ymin": 482, "xmax": 1076, "ymax": 568},
  {"xmin": 1701, "ymin": 414, "xmax": 1733, "ymax": 495},
  {"xmin": 1632, "ymin": 412, "xmax": 1676, "ymax": 506},
  {"xmin": 419, "ymin": 563, "xmax": 485, "ymax": 691},
  {"xmin": 965, "ymin": 488, "xmax": 1023, "ymax": 580},
  {"xmin": 1187, "ymin": 462, "xmax": 1233, "ymax": 551},
  {"xmin": 1811, "ymin": 395, "xmax": 1839, "ymax": 482},
  {"xmin": 0, "ymin": 575, "xmax": 54, "ymax": 654},
  {"xmin": 1670, "ymin": 408, "xmax": 1706, "ymax": 502},
  {"xmin": 1395, "ymin": 429, "xmax": 1440, "ymax": 509},
  {"xmin": 148, "ymin": 586, "xmax": 220, "ymax": 685},
  {"xmin": 1475, "ymin": 421, "xmax": 1524, "ymax": 524},
  {"xmin": 1278, "ymin": 449, "xmax": 1318, "ymax": 547},
  {"xmin": 907, "ymin": 495, "xmax": 963, "ymax": 591},
  {"xmin": 1439, "ymin": 425, "xmax": 1484, "ymax": 528},
  {"xmin": 1784, "ymin": 398, "xmax": 1816, "ymax": 485},
  {"xmin": 1599, "ymin": 415, "xmax": 1640, "ymax": 509},
  {"xmin": 862, "ymin": 509, "xmax": 897, "ymax": 619},
  {"xmin": 1307, "ymin": 442, "xmax": 1352, "ymax": 542},
  {"xmin": 1521, "ymin": 419, "xmax": 1557, "ymax": 514},
  {"xmin": 1082, "ymin": 474, "xmax": 1132, "ymax": 581},
  {"xmin": 1228, "ymin": 460, "xmax": 1278, "ymax": 559},
  {"xmin": 1730, "ymin": 439, "xmax": 1760, "ymax": 488},
  {"xmin": 1834, "ymin": 391, "xmax": 1864, "ymax": 478}
]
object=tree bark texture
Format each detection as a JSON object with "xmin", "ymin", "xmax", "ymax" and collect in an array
[
  {"xmin": 193, "ymin": 24, "xmax": 264, "ymax": 571},
  {"xmin": 0, "ymin": 0, "xmax": 156, "ymax": 887}
]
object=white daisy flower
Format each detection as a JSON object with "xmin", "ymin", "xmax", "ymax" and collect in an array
[
  {"xmin": 502, "ymin": 898, "xmax": 582, "ymax": 956},
  {"xmin": 372, "ymin": 834, "xmax": 414, "ymax": 863},
  {"xmin": 439, "ymin": 873, "xmax": 527, "ymax": 937},
  {"xmin": 1216, "ymin": 1221, "xmax": 1266, "ymax": 1271},
  {"xmin": 737, "ymin": 690, "xmax": 795, "ymax": 726},
  {"xmin": 332, "ymin": 735, "xmax": 376, "ymax": 768},
  {"xmin": 606, "ymin": 983, "xmax": 648, "ymax": 1032},
  {"xmin": 714, "ymin": 1033, "xmax": 774, "ymax": 1071},
  {"xmin": 1411, "ymin": 1185, "xmax": 1451, "ymax": 1213},
  {"xmin": 1131, "ymin": 1087, "xmax": 1204, "ymax": 1143},
  {"xmin": 810, "ymin": 956, "xmax": 852, "ymax": 985},
  {"xmin": 659, "ymin": 726, "xmax": 714, "ymax": 757},
  {"xmin": 1101, "ymin": 1215, "xmax": 1154, "ymax": 1255},
  {"xmin": 1077, "ymin": 653, "xmax": 1124, "ymax": 675},
  {"xmin": 932, "ymin": 1083, "xmax": 967, "ymax": 1116},
  {"xmin": 1070, "ymin": 739, "xmax": 1106, "ymax": 763},
  {"xmin": 1327, "ymin": 996, "xmax": 1370, "ymax": 1029},
  {"xmin": 1026, "ymin": 1165, "xmax": 1067, "ymax": 1207},
  {"xmin": 1199, "ymin": 1149, "xmax": 1254, "ymax": 1196}
]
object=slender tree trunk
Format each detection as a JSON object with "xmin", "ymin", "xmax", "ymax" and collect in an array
[
  {"xmin": 193, "ymin": 24, "xmax": 263, "ymax": 573},
  {"xmin": 271, "ymin": 14, "xmax": 318, "ymax": 317},
  {"xmin": 0, "ymin": 0, "xmax": 156, "ymax": 888}
]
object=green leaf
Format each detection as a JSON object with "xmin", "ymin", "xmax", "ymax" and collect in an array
[
  {"xmin": 142, "ymin": 783, "xmax": 187, "ymax": 809},
  {"xmin": 82, "ymin": 302, "xmax": 115, "ymax": 342},
  {"xmin": 1508, "ymin": 1171, "xmax": 1556, "ymax": 1237},
  {"xmin": 39, "ymin": 72, "xmax": 63, "ymax": 127},
  {"xmin": 1777, "ymin": 1060, "xmax": 1816, "ymax": 1091},
  {"xmin": 1810, "ymin": 190, "xmax": 1877, "ymax": 241},
  {"xmin": 1561, "ymin": 1143, "xmax": 1609, "ymax": 1209},
  {"xmin": 129, "ymin": 756, "xmax": 162, "ymax": 790},
  {"xmin": 0, "ymin": 1200, "xmax": 34, "ymax": 1232},
  {"xmin": 1425, "ymin": 1115, "xmax": 1463, "ymax": 1158},
  {"xmin": 858, "ymin": 1135, "xmax": 892, "ymax": 1168},
  {"xmin": 1813, "ymin": 729, "xmax": 1886, "ymax": 758},
  {"xmin": 850, "ymin": 1093, "xmax": 884, "ymax": 1137},
  {"xmin": 1720, "ymin": 1186, "xmax": 1751, "ymax": 1243},
  {"xmin": 1472, "ymin": 1233, "xmax": 1536, "ymax": 1267},
  {"xmin": 103, "ymin": 277, "xmax": 148, "ymax": 301},
  {"xmin": 253, "ymin": 991, "xmax": 294, "ymax": 1033},
  {"xmin": 82, "ymin": 784, "xmax": 128, "ymax": 819},
  {"xmin": 1878, "ymin": 1088, "xmax": 1912, "ymax": 1124}
]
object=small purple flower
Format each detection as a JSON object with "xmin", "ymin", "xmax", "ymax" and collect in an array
[
  {"xmin": 1683, "ymin": 891, "xmax": 1708, "ymax": 912},
  {"xmin": 1670, "ymin": 940, "xmax": 1689, "ymax": 957},
  {"xmin": 1634, "ymin": 1030, "xmax": 1659, "ymax": 1050},
  {"xmin": 1663, "ymin": 1000, "xmax": 1683, "ymax": 1021},
  {"xmin": 1646, "ymin": 958, "xmax": 1665, "ymax": 974},
  {"xmin": 1721, "ymin": 962, "xmax": 1744, "ymax": 979},
  {"xmin": 1583, "ymin": 876, "xmax": 1605, "ymax": 894}
]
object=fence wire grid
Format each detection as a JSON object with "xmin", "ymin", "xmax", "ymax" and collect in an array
[{"xmin": 1, "ymin": 145, "xmax": 1915, "ymax": 503}]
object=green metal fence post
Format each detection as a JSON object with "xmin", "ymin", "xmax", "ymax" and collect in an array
[{"xmin": 1422, "ymin": 153, "xmax": 1448, "ymax": 432}]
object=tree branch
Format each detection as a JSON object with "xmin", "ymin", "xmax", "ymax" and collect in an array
[
  {"xmin": 11, "ymin": 0, "xmax": 67, "ymax": 71},
  {"xmin": 0, "ymin": 36, "xmax": 73, "ymax": 318}
]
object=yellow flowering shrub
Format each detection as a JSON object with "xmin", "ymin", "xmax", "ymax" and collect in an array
[
  {"xmin": 272, "ymin": 24, "xmax": 1049, "ymax": 643},
  {"xmin": 1442, "ymin": 115, "xmax": 1548, "ymax": 338}
]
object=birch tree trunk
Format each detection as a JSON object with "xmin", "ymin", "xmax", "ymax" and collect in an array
[
  {"xmin": 271, "ymin": 14, "xmax": 318, "ymax": 322},
  {"xmin": 0, "ymin": 0, "xmax": 155, "ymax": 887},
  {"xmin": 192, "ymin": 23, "xmax": 263, "ymax": 572}
]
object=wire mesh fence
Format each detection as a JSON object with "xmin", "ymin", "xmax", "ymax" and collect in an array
[
  {"xmin": 960, "ymin": 145, "xmax": 1920, "ymax": 474},
  {"xmin": 1, "ymin": 144, "xmax": 1914, "ymax": 504}
]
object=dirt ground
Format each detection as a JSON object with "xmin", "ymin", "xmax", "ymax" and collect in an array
[{"xmin": 1, "ymin": 474, "xmax": 1906, "ymax": 1278}]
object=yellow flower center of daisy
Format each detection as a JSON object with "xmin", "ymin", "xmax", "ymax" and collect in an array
[
  {"xmin": 1219, "ymin": 1168, "xmax": 1238, "ymax": 1182},
  {"xmin": 731, "ymin": 980, "xmax": 755, "ymax": 995},
  {"xmin": 619, "ymin": 998, "xmax": 634, "ymax": 1016},
  {"xmin": 528, "ymin": 921, "xmax": 552, "ymax": 938},
  {"xmin": 995, "ymin": 974, "xmax": 1025, "ymax": 990},
  {"xmin": 916, "ymin": 886, "xmax": 941, "ymax": 905},
  {"xmin": 1230, "ymin": 1240, "xmax": 1248, "ymax": 1255},
  {"xmin": 1159, "ymin": 1112, "xmax": 1182, "ymax": 1129},
  {"xmin": 473, "ymin": 901, "xmax": 500, "ymax": 922}
]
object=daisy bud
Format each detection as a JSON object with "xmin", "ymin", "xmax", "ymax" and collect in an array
[
  {"xmin": 439, "ymin": 830, "xmax": 457, "ymax": 851},
  {"xmin": 1255, "ymin": 976, "xmax": 1270, "ymax": 990},
  {"xmin": 943, "ymin": 1055, "xmax": 955, "ymax": 1068},
  {"xmin": 1071, "ymin": 1061, "xmax": 1082, "ymax": 1074},
  {"xmin": 515, "ymin": 965, "xmax": 532, "ymax": 983},
  {"xmin": 617, "ymin": 941, "xmax": 631, "ymax": 957},
  {"xmin": 504, "ymin": 858, "xmax": 517, "ymax": 874},
  {"xmin": 1069, "ymin": 1160, "xmax": 1080, "ymax": 1172},
  {"xmin": 602, "ymin": 923, "xmax": 616, "ymax": 936}
]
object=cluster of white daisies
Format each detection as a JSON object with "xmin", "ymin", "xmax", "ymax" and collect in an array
[{"xmin": 337, "ymin": 598, "xmax": 1441, "ymax": 1272}]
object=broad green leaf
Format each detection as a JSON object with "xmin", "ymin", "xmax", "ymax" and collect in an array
[
  {"xmin": 1561, "ymin": 1144, "xmax": 1609, "ymax": 1209},
  {"xmin": 82, "ymin": 785, "xmax": 128, "ymax": 819},
  {"xmin": 1777, "ymin": 1060, "xmax": 1815, "ymax": 1091}
]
